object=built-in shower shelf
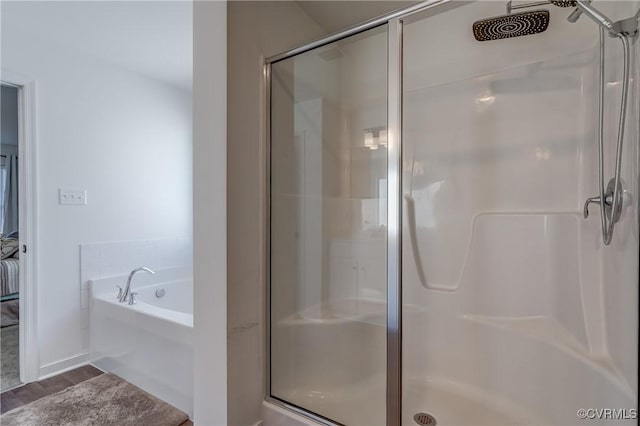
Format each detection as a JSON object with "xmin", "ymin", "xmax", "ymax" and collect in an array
[
  {"xmin": 281, "ymin": 299, "xmax": 388, "ymax": 327},
  {"xmin": 465, "ymin": 314, "xmax": 634, "ymax": 397}
]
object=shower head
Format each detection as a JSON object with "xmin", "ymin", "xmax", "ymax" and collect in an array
[
  {"xmin": 473, "ymin": 10, "xmax": 550, "ymax": 41},
  {"xmin": 549, "ymin": 0, "xmax": 576, "ymax": 7}
]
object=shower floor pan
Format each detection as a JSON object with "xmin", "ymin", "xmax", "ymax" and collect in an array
[
  {"xmin": 269, "ymin": 307, "xmax": 634, "ymax": 426},
  {"xmin": 276, "ymin": 375, "xmax": 532, "ymax": 426}
]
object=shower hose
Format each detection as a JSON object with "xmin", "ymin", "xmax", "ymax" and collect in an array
[{"xmin": 595, "ymin": 28, "xmax": 631, "ymax": 245}]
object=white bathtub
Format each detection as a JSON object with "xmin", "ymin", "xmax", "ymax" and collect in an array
[{"xmin": 89, "ymin": 268, "xmax": 193, "ymax": 416}]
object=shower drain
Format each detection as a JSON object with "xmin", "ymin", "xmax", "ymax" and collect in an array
[{"xmin": 414, "ymin": 412, "xmax": 437, "ymax": 426}]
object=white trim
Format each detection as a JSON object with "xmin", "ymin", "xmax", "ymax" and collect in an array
[
  {"xmin": 38, "ymin": 353, "xmax": 91, "ymax": 380},
  {"xmin": 1, "ymin": 69, "xmax": 39, "ymax": 384}
]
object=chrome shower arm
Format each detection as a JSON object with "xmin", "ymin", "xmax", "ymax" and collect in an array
[{"xmin": 506, "ymin": 1, "xmax": 550, "ymax": 14}]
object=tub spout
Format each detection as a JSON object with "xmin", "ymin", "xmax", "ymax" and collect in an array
[{"xmin": 119, "ymin": 267, "xmax": 155, "ymax": 303}]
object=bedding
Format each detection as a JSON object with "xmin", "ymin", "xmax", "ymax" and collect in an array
[
  {"xmin": 1, "ymin": 239, "xmax": 19, "ymax": 260},
  {"xmin": 0, "ymin": 259, "xmax": 19, "ymax": 297}
]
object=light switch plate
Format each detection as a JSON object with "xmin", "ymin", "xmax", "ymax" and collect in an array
[{"xmin": 59, "ymin": 189, "xmax": 87, "ymax": 205}]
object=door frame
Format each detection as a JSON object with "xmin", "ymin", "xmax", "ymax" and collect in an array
[{"xmin": 2, "ymin": 69, "xmax": 39, "ymax": 384}]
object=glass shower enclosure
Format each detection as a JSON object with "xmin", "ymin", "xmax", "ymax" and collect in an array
[
  {"xmin": 269, "ymin": 24, "xmax": 390, "ymax": 425},
  {"xmin": 267, "ymin": 1, "xmax": 639, "ymax": 425}
]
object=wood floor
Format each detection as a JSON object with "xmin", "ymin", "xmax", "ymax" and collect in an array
[
  {"xmin": 0, "ymin": 365, "xmax": 192, "ymax": 425},
  {"xmin": 1, "ymin": 365, "xmax": 103, "ymax": 414}
]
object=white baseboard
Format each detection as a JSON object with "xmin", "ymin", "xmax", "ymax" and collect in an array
[{"xmin": 38, "ymin": 352, "xmax": 91, "ymax": 380}]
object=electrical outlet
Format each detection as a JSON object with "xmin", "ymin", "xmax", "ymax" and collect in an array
[{"xmin": 59, "ymin": 189, "xmax": 87, "ymax": 205}]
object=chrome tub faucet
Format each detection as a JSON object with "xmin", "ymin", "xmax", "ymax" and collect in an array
[{"xmin": 118, "ymin": 266, "xmax": 155, "ymax": 303}]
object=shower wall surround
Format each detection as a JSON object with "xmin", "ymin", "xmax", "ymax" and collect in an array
[{"xmin": 401, "ymin": 3, "xmax": 638, "ymax": 422}]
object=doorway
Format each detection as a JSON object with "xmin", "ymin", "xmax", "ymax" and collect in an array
[
  {"xmin": 1, "ymin": 83, "xmax": 21, "ymax": 391},
  {"xmin": 1, "ymin": 75, "xmax": 38, "ymax": 390}
]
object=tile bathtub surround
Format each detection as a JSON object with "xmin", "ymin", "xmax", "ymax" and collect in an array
[
  {"xmin": 80, "ymin": 238, "xmax": 192, "ymax": 305},
  {"xmin": 79, "ymin": 239, "xmax": 192, "ymax": 349}
]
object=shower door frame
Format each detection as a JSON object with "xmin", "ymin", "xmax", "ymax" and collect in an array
[
  {"xmin": 265, "ymin": 1, "xmax": 640, "ymax": 425},
  {"xmin": 264, "ymin": 1, "xmax": 451, "ymax": 425}
]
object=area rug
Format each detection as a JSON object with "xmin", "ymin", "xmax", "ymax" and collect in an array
[
  {"xmin": 0, "ymin": 325, "xmax": 21, "ymax": 391},
  {"xmin": 1, "ymin": 299, "xmax": 19, "ymax": 327},
  {"xmin": 0, "ymin": 373, "xmax": 189, "ymax": 426}
]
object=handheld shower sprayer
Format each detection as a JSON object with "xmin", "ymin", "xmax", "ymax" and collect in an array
[
  {"xmin": 564, "ymin": 0, "xmax": 636, "ymax": 244},
  {"xmin": 476, "ymin": 0, "xmax": 638, "ymax": 42},
  {"xmin": 566, "ymin": 4, "xmax": 583, "ymax": 23},
  {"xmin": 570, "ymin": 1, "xmax": 617, "ymax": 35},
  {"xmin": 500, "ymin": 0, "xmax": 638, "ymax": 37},
  {"xmin": 560, "ymin": 0, "xmax": 637, "ymax": 37},
  {"xmin": 553, "ymin": 0, "xmax": 637, "ymax": 244},
  {"xmin": 474, "ymin": 0, "xmax": 639, "ymax": 244}
]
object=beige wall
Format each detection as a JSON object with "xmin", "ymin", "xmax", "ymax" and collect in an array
[{"xmin": 227, "ymin": 3, "xmax": 325, "ymax": 425}]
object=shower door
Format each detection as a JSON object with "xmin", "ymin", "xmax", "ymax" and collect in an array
[
  {"xmin": 401, "ymin": 2, "xmax": 638, "ymax": 426},
  {"xmin": 268, "ymin": 25, "xmax": 389, "ymax": 425}
]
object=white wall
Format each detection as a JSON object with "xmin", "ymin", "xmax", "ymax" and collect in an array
[
  {"xmin": 193, "ymin": 1, "xmax": 227, "ymax": 425},
  {"xmin": 1, "ymin": 6, "xmax": 192, "ymax": 375}
]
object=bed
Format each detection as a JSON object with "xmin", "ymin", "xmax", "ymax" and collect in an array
[
  {"xmin": 1, "ymin": 258, "xmax": 19, "ymax": 299},
  {"xmin": 1, "ymin": 235, "xmax": 20, "ymax": 299}
]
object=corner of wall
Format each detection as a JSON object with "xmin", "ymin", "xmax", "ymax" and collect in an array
[{"xmin": 193, "ymin": 1, "xmax": 228, "ymax": 425}]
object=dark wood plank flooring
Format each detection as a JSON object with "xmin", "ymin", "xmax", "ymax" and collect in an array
[
  {"xmin": 2, "ymin": 365, "xmax": 193, "ymax": 424},
  {"xmin": 0, "ymin": 365, "xmax": 103, "ymax": 414}
]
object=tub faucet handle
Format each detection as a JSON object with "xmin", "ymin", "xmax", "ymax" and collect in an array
[
  {"xmin": 128, "ymin": 292, "xmax": 138, "ymax": 305},
  {"xmin": 116, "ymin": 286, "xmax": 123, "ymax": 300}
]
